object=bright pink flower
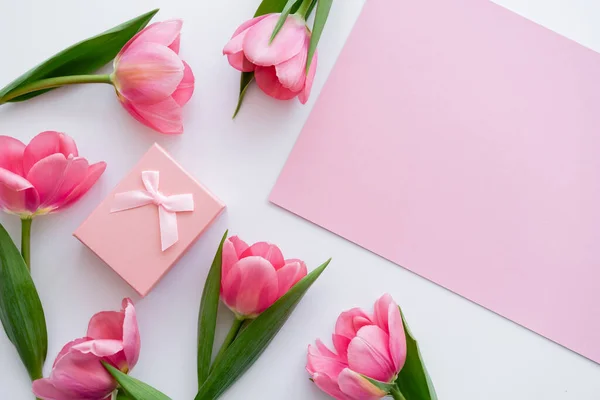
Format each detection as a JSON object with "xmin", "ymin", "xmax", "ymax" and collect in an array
[
  {"xmin": 221, "ymin": 236, "xmax": 307, "ymax": 319},
  {"xmin": 0, "ymin": 131, "xmax": 106, "ymax": 217},
  {"xmin": 112, "ymin": 20, "xmax": 195, "ymax": 135},
  {"xmin": 223, "ymin": 14, "xmax": 318, "ymax": 104},
  {"xmin": 32, "ymin": 298, "xmax": 141, "ymax": 400},
  {"xmin": 307, "ymin": 294, "xmax": 407, "ymax": 400}
]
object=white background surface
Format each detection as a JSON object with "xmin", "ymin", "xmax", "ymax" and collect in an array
[{"xmin": 1, "ymin": 0, "xmax": 600, "ymax": 399}]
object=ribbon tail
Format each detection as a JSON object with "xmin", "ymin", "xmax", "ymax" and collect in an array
[
  {"xmin": 110, "ymin": 191, "xmax": 154, "ymax": 213},
  {"xmin": 158, "ymin": 206, "xmax": 179, "ymax": 251}
]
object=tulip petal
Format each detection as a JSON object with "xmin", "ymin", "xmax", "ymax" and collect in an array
[
  {"xmin": 120, "ymin": 20, "xmax": 183, "ymax": 56},
  {"xmin": 254, "ymin": 66, "xmax": 299, "ymax": 101},
  {"xmin": 276, "ymin": 259, "xmax": 307, "ymax": 297},
  {"xmin": 71, "ymin": 339, "xmax": 124, "ymax": 357},
  {"xmin": 222, "ymin": 236, "xmax": 249, "ymax": 283},
  {"xmin": 307, "ymin": 341, "xmax": 346, "ymax": 380},
  {"xmin": 61, "ymin": 162, "xmax": 107, "ymax": 208},
  {"xmin": 26, "ymin": 154, "xmax": 89, "ymax": 209},
  {"xmin": 33, "ymin": 378, "xmax": 79, "ymax": 400},
  {"xmin": 387, "ymin": 303, "xmax": 407, "ymax": 372},
  {"xmin": 275, "ymin": 37, "xmax": 308, "ymax": 92},
  {"xmin": 169, "ymin": 34, "xmax": 181, "ymax": 54},
  {"xmin": 243, "ymin": 14, "xmax": 307, "ymax": 66},
  {"xmin": 373, "ymin": 294, "xmax": 394, "ymax": 332},
  {"xmin": 226, "ymin": 52, "xmax": 256, "ymax": 72},
  {"xmin": 333, "ymin": 334, "xmax": 351, "ymax": 362},
  {"xmin": 23, "ymin": 131, "xmax": 78, "ymax": 175},
  {"xmin": 52, "ymin": 337, "xmax": 91, "ymax": 369},
  {"xmin": 49, "ymin": 351, "xmax": 116, "ymax": 399},
  {"xmin": 335, "ymin": 308, "xmax": 372, "ymax": 339},
  {"xmin": 171, "ymin": 61, "xmax": 195, "ymax": 107},
  {"xmin": 240, "ymin": 241, "xmax": 285, "ymax": 269},
  {"xmin": 338, "ymin": 368, "xmax": 388, "ymax": 400},
  {"xmin": 115, "ymin": 42, "xmax": 184, "ymax": 104},
  {"xmin": 0, "ymin": 136, "xmax": 25, "ymax": 176},
  {"xmin": 221, "ymin": 256, "xmax": 278, "ymax": 317},
  {"xmin": 347, "ymin": 325, "xmax": 396, "ymax": 382},
  {"xmin": 298, "ymin": 49, "xmax": 318, "ymax": 104},
  {"xmin": 0, "ymin": 168, "xmax": 39, "ymax": 214},
  {"xmin": 122, "ymin": 298, "xmax": 141, "ymax": 369},
  {"xmin": 87, "ymin": 311, "xmax": 124, "ymax": 341},
  {"xmin": 120, "ymin": 96, "xmax": 184, "ymax": 135},
  {"xmin": 312, "ymin": 373, "xmax": 349, "ymax": 400}
]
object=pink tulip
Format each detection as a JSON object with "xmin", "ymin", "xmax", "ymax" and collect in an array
[
  {"xmin": 32, "ymin": 298, "xmax": 141, "ymax": 400},
  {"xmin": 223, "ymin": 13, "xmax": 318, "ymax": 104},
  {"xmin": 221, "ymin": 236, "xmax": 307, "ymax": 318},
  {"xmin": 0, "ymin": 131, "xmax": 106, "ymax": 217},
  {"xmin": 112, "ymin": 19, "xmax": 195, "ymax": 135},
  {"xmin": 307, "ymin": 294, "xmax": 407, "ymax": 400}
]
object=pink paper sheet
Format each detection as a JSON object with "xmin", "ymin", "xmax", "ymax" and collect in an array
[{"xmin": 270, "ymin": 0, "xmax": 600, "ymax": 362}]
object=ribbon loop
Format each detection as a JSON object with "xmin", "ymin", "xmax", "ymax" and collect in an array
[{"xmin": 110, "ymin": 170, "xmax": 194, "ymax": 251}]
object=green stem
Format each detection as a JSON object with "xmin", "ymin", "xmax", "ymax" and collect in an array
[
  {"xmin": 21, "ymin": 218, "xmax": 32, "ymax": 272},
  {"xmin": 210, "ymin": 318, "xmax": 244, "ymax": 372},
  {"xmin": 0, "ymin": 74, "xmax": 112, "ymax": 104},
  {"xmin": 295, "ymin": 0, "xmax": 313, "ymax": 18},
  {"xmin": 390, "ymin": 386, "xmax": 407, "ymax": 400}
]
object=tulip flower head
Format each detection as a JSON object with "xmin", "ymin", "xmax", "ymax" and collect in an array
[
  {"xmin": 307, "ymin": 294, "xmax": 407, "ymax": 400},
  {"xmin": 32, "ymin": 298, "xmax": 141, "ymax": 400},
  {"xmin": 0, "ymin": 131, "xmax": 106, "ymax": 218},
  {"xmin": 223, "ymin": 13, "xmax": 317, "ymax": 104},
  {"xmin": 112, "ymin": 19, "xmax": 195, "ymax": 134},
  {"xmin": 221, "ymin": 236, "xmax": 308, "ymax": 319}
]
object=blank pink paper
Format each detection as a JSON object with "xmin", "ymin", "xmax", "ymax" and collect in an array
[{"xmin": 270, "ymin": 0, "xmax": 600, "ymax": 361}]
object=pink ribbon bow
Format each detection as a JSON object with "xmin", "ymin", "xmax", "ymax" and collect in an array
[{"xmin": 110, "ymin": 171, "xmax": 194, "ymax": 251}]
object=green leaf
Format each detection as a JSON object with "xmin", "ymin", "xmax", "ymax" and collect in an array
[
  {"xmin": 305, "ymin": 0, "xmax": 318, "ymax": 18},
  {"xmin": 197, "ymin": 231, "xmax": 228, "ymax": 386},
  {"xmin": 270, "ymin": 0, "xmax": 303, "ymax": 43},
  {"xmin": 232, "ymin": 0, "xmax": 291, "ymax": 117},
  {"xmin": 103, "ymin": 362, "xmax": 172, "ymax": 400},
  {"xmin": 0, "ymin": 222, "xmax": 47, "ymax": 381},
  {"xmin": 363, "ymin": 375, "xmax": 396, "ymax": 394},
  {"xmin": 232, "ymin": 72, "xmax": 254, "ymax": 119},
  {"xmin": 306, "ymin": 0, "xmax": 333, "ymax": 73},
  {"xmin": 395, "ymin": 308, "xmax": 437, "ymax": 400},
  {"xmin": 195, "ymin": 258, "xmax": 332, "ymax": 400},
  {"xmin": 0, "ymin": 9, "xmax": 158, "ymax": 103}
]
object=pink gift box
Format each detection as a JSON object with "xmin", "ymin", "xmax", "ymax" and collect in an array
[{"xmin": 74, "ymin": 144, "xmax": 225, "ymax": 296}]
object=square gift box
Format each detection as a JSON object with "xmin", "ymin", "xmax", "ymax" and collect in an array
[{"xmin": 74, "ymin": 144, "xmax": 225, "ymax": 296}]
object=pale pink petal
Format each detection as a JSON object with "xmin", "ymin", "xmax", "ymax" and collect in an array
[
  {"xmin": 171, "ymin": 61, "xmax": 195, "ymax": 106},
  {"xmin": 26, "ymin": 154, "xmax": 89, "ymax": 209},
  {"xmin": 49, "ymin": 351, "xmax": 116, "ymax": 399},
  {"xmin": 353, "ymin": 316, "xmax": 373, "ymax": 333},
  {"xmin": 87, "ymin": 311, "xmax": 124, "ymax": 340},
  {"xmin": 120, "ymin": 96, "xmax": 184, "ymax": 135},
  {"xmin": 298, "ymin": 49, "xmax": 318, "ymax": 104},
  {"xmin": 347, "ymin": 326, "xmax": 396, "ymax": 382},
  {"xmin": 243, "ymin": 14, "xmax": 308, "ymax": 66},
  {"xmin": 61, "ymin": 162, "xmax": 107, "ymax": 208},
  {"xmin": 0, "ymin": 136, "xmax": 25, "ymax": 176},
  {"xmin": 115, "ymin": 42, "xmax": 184, "ymax": 104},
  {"xmin": 316, "ymin": 339, "xmax": 339, "ymax": 359},
  {"xmin": 71, "ymin": 339, "xmax": 123, "ymax": 357},
  {"xmin": 373, "ymin": 294, "xmax": 394, "ymax": 332},
  {"xmin": 221, "ymin": 256, "xmax": 278, "ymax": 317},
  {"xmin": 335, "ymin": 308, "xmax": 372, "ymax": 339},
  {"xmin": 333, "ymin": 334, "xmax": 351, "ymax": 362},
  {"xmin": 254, "ymin": 66, "xmax": 299, "ymax": 101},
  {"xmin": 169, "ymin": 34, "xmax": 181, "ymax": 54},
  {"xmin": 121, "ymin": 298, "xmax": 141, "ymax": 369},
  {"xmin": 119, "ymin": 20, "xmax": 183, "ymax": 56},
  {"xmin": 23, "ymin": 131, "xmax": 78, "ymax": 175},
  {"xmin": 338, "ymin": 368, "xmax": 388, "ymax": 400},
  {"xmin": 222, "ymin": 236, "xmax": 249, "ymax": 283},
  {"xmin": 226, "ymin": 52, "xmax": 256, "ymax": 72},
  {"xmin": 0, "ymin": 168, "xmax": 39, "ymax": 214},
  {"xmin": 52, "ymin": 337, "xmax": 90, "ymax": 368},
  {"xmin": 275, "ymin": 37, "xmax": 308, "ymax": 92},
  {"xmin": 307, "ymin": 342, "xmax": 346, "ymax": 380},
  {"xmin": 388, "ymin": 304, "xmax": 406, "ymax": 372},
  {"xmin": 240, "ymin": 242, "xmax": 285, "ymax": 269},
  {"xmin": 232, "ymin": 15, "xmax": 271, "ymax": 38},
  {"xmin": 276, "ymin": 259, "xmax": 307, "ymax": 297},
  {"xmin": 312, "ymin": 373, "xmax": 349, "ymax": 400}
]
